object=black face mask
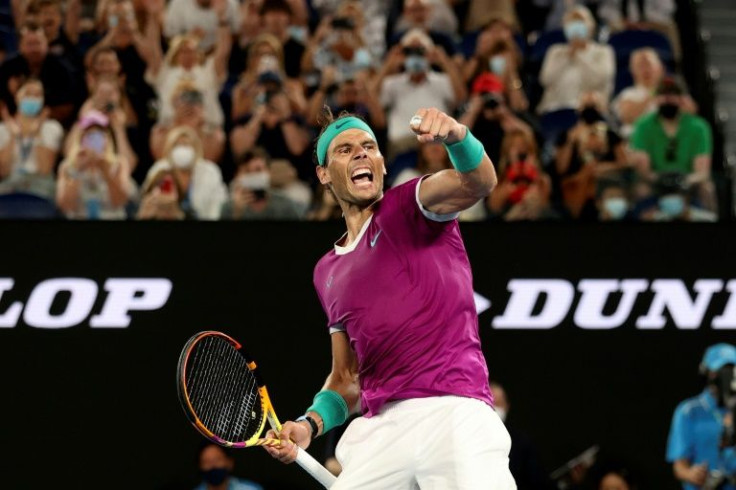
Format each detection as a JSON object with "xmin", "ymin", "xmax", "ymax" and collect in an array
[
  {"xmin": 580, "ymin": 106, "xmax": 602, "ymax": 124},
  {"xmin": 711, "ymin": 364, "xmax": 736, "ymax": 408},
  {"xmin": 659, "ymin": 102, "xmax": 680, "ymax": 120},
  {"xmin": 201, "ymin": 468, "xmax": 229, "ymax": 486}
]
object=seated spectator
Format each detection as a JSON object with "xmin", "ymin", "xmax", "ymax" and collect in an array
[
  {"xmin": 73, "ymin": 76, "xmax": 139, "ymax": 172},
  {"xmin": 136, "ymin": 167, "xmax": 188, "ymax": 219},
  {"xmin": 259, "ymin": 0, "xmax": 305, "ymax": 79},
  {"xmin": 596, "ymin": 179, "xmax": 632, "ymax": 221},
  {"xmin": 85, "ymin": 0, "xmax": 159, "ymax": 129},
  {"xmin": 163, "ymin": 0, "xmax": 240, "ymax": 52},
  {"xmin": 85, "ymin": 50, "xmax": 140, "ymax": 126},
  {"xmin": 147, "ymin": 13, "xmax": 231, "ymax": 129},
  {"xmin": 0, "ymin": 78, "xmax": 62, "ymax": 199},
  {"xmin": 56, "ymin": 111, "xmax": 133, "ymax": 219},
  {"xmin": 598, "ymin": 0, "xmax": 679, "ymax": 60},
  {"xmin": 488, "ymin": 129, "xmax": 557, "ymax": 221},
  {"xmin": 231, "ymin": 35, "xmax": 307, "ymax": 123},
  {"xmin": 23, "ymin": 0, "xmax": 83, "ymax": 74},
  {"xmin": 194, "ymin": 443, "xmax": 263, "ymax": 490},
  {"xmin": 377, "ymin": 29, "xmax": 466, "ymax": 156},
  {"xmin": 229, "ymin": 72, "xmax": 309, "ymax": 162},
  {"xmin": 629, "ymin": 76, "xmax": 717, "ymax": 213},
  {"xmin": 463, "ymin": 1, "xmax": 520, "ymax": 33},
  {"xmin": 459, "ymin": 73, "xmax": 536, "ymax": 166},
  {"xmin": 301, "ymin": 7, "xmax": 375, "ymax": 83},
  {"xmin": 612, "ymin": 48, "xmax": 664, "ymax": 138},
  {"xmin": 638, "ymin": 172, "xmax": 716, "ymax": 222},
  {"xmin": 306, "ymin": 68, "xmax": 385, "ymax": 130},
  {"xmin": 463, "ymin": 37, "xmax": 527, "ymax": 112},
  {"xmin": 145, "ymin": 126, "xmax": 226, "ymax": 220},
  {"xmin": 555, "ymin": 91, "xmax": 628, "ymax": 219},
  {"xmin": 221, "ymin": 148, "xmax": 302, "ymax": 220},
  {"xmin": 0, "ymin": 22, "xmax": 76, "ymax": 125},
  {"xmin": 533, "ymin": 0, "xmax": 600, "ymax": 31},
  {"xmin": 150, "ymin": 82, "xmax": 225, "ymax": 164},
  {"xmin": 392, "ymin": 0, "xmax": 459, "ymax": 56},
  {"xmin": 537, "ymin": 6, "xmax": 615, "ymax": 114}
]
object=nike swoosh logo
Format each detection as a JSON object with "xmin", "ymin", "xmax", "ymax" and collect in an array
[
  {"xmin": 335, "ymin": 121, "xmax": 349, "ymax": 130},
  {"xmin": 370, "ymin": 230, "xmax": 382, "ymax": 248}
]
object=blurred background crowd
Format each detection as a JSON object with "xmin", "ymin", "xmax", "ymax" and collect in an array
[{"xmin": 0, "ymin": 0, "xmax": 728, "ymax": 222}]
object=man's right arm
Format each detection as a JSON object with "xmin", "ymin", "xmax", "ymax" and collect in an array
[{"xmin": 673, "ymin": 459, "xmax": 707, "ymax": 486}]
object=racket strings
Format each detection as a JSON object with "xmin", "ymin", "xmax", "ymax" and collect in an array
[{"xmin": 185, "ymin": 336, "xmax": 265, "ymax": 442}]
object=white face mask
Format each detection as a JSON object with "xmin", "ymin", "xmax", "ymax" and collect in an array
[
  {"xmin": 238, "ymin": 171, "xmax": 271, "ymax": 191},
  {"xmin": 495, "ymin": 407, "xmax": 507, "ymax": 423},
  {"xmin": 170, "ymin": 145, "xmax": 196, "ymax": 169}
]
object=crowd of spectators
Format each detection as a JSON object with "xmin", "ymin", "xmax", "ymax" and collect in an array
[{"xmin": 0, "ymin": 0, "xmax": 723, "ymax": 222}]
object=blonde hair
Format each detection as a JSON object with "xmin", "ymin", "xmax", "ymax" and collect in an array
[
  {"xmin": 163, "ymin": 126, "xmax": 204, "ymax": 166},
  {"xmin": 563, "ymin": 5, "xmax": 596, "ymax": 38},
  {"xmin": 170, "ymin": 79, "xmax": 203, "ymax": 105},
  {"xmin": 246, "ymin": 34, "xmax": 285, "ymax": 74},
  {"xmin": 164, "ymin": 35, "xmax": 204, "ymax": 68},
  {"xmin": 498, "ymin": 129, "xmax": 538, "ymax": 175},
  {"xmin": 64, "ymin": 124, "xmax": 118, "ymax": 170}
]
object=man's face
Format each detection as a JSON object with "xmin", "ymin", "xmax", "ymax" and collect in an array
[
  {"xmin": 317, "ymin": 128, "xmax": 385, "ymax": 208},
  {"xmin": 199, "ymin": 445, "xmax": 232, "ymax": 472},
  {"xmin": 238, "ymin": 157, "xmax": 268, "ymax": 177},
  {"xmin": 20, "ymin": 31, "xmax": 48, "ymax": 63},
  {"xmin": 262, "ymin": 10, "xmax": 290, "ymax": 35}
]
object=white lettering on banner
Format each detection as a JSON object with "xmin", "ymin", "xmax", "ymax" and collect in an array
[
  {"xmin": 491, "ymin": 279, "xmax": 736, "ymax": 330},
  {"xmin": 575, "ymin": 279, "xmax": 649, "ymax": 329},
  {"xmin": 493, "ymin": 279, "xmax": 575, "ymax": 329},
  {"xmin": 0, "ymin": 278, "xmax": 173, "ymax": 329},
  {"xmin": 0, "ymin": 279, "xmax": 23, "ymax": 328},
  {"xmin": 24, "ymin": 278, "xmax": 98, "ymax": 328},
  {"xmin": 90, "ymin": 279, "xmax": 173, "ymax": 328}
]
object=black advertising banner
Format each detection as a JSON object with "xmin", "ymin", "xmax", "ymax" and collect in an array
[{"xmin": 0, "ymin": 222, "xmax": 734, "ymax": 489}]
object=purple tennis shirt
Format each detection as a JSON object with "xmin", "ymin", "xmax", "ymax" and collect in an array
[{"xmin": 313, "ymin": 177, "xmax": 493, "ymax": 417}]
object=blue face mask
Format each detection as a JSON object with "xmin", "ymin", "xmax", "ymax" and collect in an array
[
  {"xmin": 564, "ymin": 20, "xmax": 589, "ymax": 41},
  {"xmin": 659, "ymin": 195, "xmax": 685, "ymax": 218},
  {"xmin": 603, "ymin": 197, "xmax": 627, "ymax": 220},
  {"xmin": 19, "ymin": 97, "xmax": 43, "ymax": 117},
  {"xmin": 489, "ymin": 56, "xmax": 507, "ymax": 76},
  {"xmin": 405, "ymin": 55, "xmax": 428, "ymax": 74},
  {"xmin": 108, "ymin": 14, "xmax": 119, "ymax": 28},
  {"xmin": 288, "ymin": 25, "xmax": 307, "ymax": 44},
  {"xmin": 353, "ymin": 48, "xmax": 372, "ymax": 69},
  {"xmin": 201, "ymin": 468, "xmax": 229, "ymax": 486}
]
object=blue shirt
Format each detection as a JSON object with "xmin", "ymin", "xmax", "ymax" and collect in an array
[
  {"xmin": 666, "ymin": 390, "xmax": 736, "ymax": 489},
  {"xmin": 193, "ymin": 477, "xmax": 263, "ymax": 490}
]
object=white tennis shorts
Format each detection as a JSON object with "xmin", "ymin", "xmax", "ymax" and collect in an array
[{"xmin": 332, "ymin": 396, "xmax": 517, "ymax": 489}]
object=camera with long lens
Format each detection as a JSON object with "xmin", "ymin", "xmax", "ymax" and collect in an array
[
  {"xmin": 402, "ymin": 46, "xmax": 426, "ymax": 57},
  {"xmin": 257, "ymin": 71, "xmax": 283, "ymax": 104}
]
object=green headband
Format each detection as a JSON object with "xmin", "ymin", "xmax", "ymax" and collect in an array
[{"xmin": 316, "ymin": 117, "xmax": 377, "ymax": 166}]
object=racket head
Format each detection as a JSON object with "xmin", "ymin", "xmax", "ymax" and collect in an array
[{"xmin": 177, "ymin": 331, "xmax": 270, "ymax": 448}]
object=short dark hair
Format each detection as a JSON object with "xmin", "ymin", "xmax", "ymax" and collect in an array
[
  {"xmin": 20, "ymin": 20, "xmax": 44, "ymax": 36},
  {"xmin": 260, "ymin": 0, "xmax": 291, "ymax": 16},
  {"xmin": 236, "ymin": 147, "xmax": 271, "ymax": 168},
  {"xmin": 196, "ymin": 441, "xmax": 233, "ymax": 464}
]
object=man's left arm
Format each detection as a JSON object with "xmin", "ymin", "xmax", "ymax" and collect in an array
[{"xmin": 414, "ymin": 108, "xmax": 497, "ymax": 215}]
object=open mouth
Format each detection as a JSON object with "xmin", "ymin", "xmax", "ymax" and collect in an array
[{"xmin": 350, "ymin": 167, "xmax": 374, "ymax": 186}]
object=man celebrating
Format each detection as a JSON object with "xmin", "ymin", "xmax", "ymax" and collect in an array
[
  {"xmin": 264, "ymin": 107, "xmax": 516, "ymax": 489},
  {"xmin": 667, "ymin": 343, "xmax": 736, "ymax": 489}
]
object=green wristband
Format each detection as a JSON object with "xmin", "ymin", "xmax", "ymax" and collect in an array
[
  {"xmin": 306, "ymin": 390, "xmax": 349, "ymax": 434},
  {"xmin": 444, "ymin": 127, "xmax": 485, "ymax": 173}
]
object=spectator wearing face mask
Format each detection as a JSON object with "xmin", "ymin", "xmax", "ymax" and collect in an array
[
  {"xmin": 56, "ymin": 110, "xmax": 133, "ymax": 219},
  {"xmin": 136, "ymin": 167, "xmax": 188, "ymax": 220},
  {"xmin": 629, "ymin": 76, "xmax": 717, "ymax": 213},
  {"xmin": 145, "ymin": 125, "xmax": 226, "ymax": 220},
  {"xmin": 0, "ymin": 78, "xmax": 62, "ymax": 200},
  {"xmin": 537, "ymin": 6, "xmax": 615, "ymax": 115},
  {"xmin": 459, "ymin": 73, "xmax": 536, "ymax": 166},
  {"xmin": 222, "ymin": 148, "xmax": 302, "ymax": 220},
  {"xmin": 490, "ymin": 382, "xmax": 555, "ymax": 490},
  {"xmin": 464, "ymin": 38, "xmax": 527, "ymax": 113},
  {"xmin": 639, "ymin": 172, "xmax": 716, "ymax": 222},
  {"xmin": 555, "ymin": 91, "xmax": 628, "ymax": 219},
  {"xmin": 392, "ymin": 0, "xmax": 459, "ymax": 55},
  {"xmin": 376, "ymin": 29, "xmax": 466, "ymax": 156},
  {"xmin": 258, "ymin": 0, "xmax": 306, "ymax": 79},
  {"xmin": 194, "ymin": 443, "xmax": 263, "ymax": 490},
  {"xmin": 532, "ymin": 0, "xmax": 600, "ymax": 31},
  {"xmin": 596, "ymin": 179, "xmax": 631, "ymax": 221}
]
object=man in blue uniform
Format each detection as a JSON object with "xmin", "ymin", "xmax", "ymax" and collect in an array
[{"xmin": 667, "ymin": 343, "xmax": 736, "ymax": 489}]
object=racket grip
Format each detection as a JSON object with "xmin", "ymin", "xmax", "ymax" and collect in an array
[{"xmin": 295, "ymin": 447, "xmax": 337, "ymax": 489}]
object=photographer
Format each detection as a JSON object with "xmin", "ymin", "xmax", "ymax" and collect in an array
[
  {"xmin": 459, "ymin": 73, "xmax": 535, "ymax": 166},
  {"xmin": 221, "ymin": 148, "xmax": 301, "ymax": 220},
  {"xmin": 555, "ymin": 91, "xmax": 627, "ymax": 220},
  {"xmin": 667, "ymin": 344, "xmax": 736, "ymax": 490}
]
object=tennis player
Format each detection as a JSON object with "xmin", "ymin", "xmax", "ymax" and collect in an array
[{"xmin": 264, "ymin": 107, "xmax": 516, "ymax": 489}]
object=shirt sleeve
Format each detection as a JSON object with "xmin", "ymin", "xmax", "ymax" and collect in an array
[
  {"xmin": 694, "ymin": 118, "xmax": 713, "ymax": 156},
  {"xmin": 38, "ymin": 120, "xmax": 63, "ymax": 150},
  {"xmin": 629, "ymin": 118, "xmax": 650, "ymax": 152},
  {"xmin": 666, "ymin": 402, "xmax": 693, "ymax": 462}
]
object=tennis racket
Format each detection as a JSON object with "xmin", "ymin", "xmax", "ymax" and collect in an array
[{"xmin": 177, "ymin": 330, "xmax": 337, "ymax": 489}]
